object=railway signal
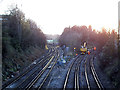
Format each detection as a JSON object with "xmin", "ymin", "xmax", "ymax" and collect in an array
[
  {"xmin": 94, "ymin": 47, "xmax": 96, "ymax": 51},
  {"xmin": 74, "ymin": 47, "xmax": 76, "ymax": 52},
  {"xmin": 88, "ymin": 51, "xmax": 90, "ymax": 55}
]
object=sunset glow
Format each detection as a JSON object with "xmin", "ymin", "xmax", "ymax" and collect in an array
[{"xmin": 0, "ymin": 0, "xmax": 120, "ymax": 34}]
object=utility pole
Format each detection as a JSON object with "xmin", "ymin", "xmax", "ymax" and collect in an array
[{"xmin": 118, "ymin": 2, "xmax": 120, "ymax": 65}]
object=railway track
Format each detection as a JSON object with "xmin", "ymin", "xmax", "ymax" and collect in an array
[
  {"xmin": 63, "ymin": 55, "xmax": 79, "ymax": 89},
  {"xmin": 24, "ymin": 56, "xmax": 55, "ymax": 89},
  {"xmin": 32, "ymin": 48, "xmax": 59, "ymax": 89},
  {"xmin": 74, "ymin": 55, "xmax": 87, "ymax": 89},
  {"xmin": 90, "ymin": 56, "xmax": 104, "ymax": 89},
  {"xmin": 84, "ymin": 56, "xmax": 91, "ymax": 89},
  {"xmin": 2, "ymin": 47, "xmax": 56, "ymax": 89},
  {"xmin": 84, "ymin": 55, "xmax": 104, "ymax": 89},
  {"xmin": 3, "ymin": 46, "xmax": 104, "ymax": 89},
  {"xmin": 63, "ymin": 55, "xmax": 86, "ymax": 89},
  {"xmin": 63, "ymin": 54, "xmax": 103, "ymax": 89},
  {"xmin": 23, "ymin": 47, "xmax": 59, "ymax": 89},
  {"xmin": 35, "ymin": 46, "xmax": 63, "ymax": 88}
]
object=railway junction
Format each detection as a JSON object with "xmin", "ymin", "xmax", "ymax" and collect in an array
[{"xmin": 2, "ymin": 45, "xmax": 114, "ymax": 89}]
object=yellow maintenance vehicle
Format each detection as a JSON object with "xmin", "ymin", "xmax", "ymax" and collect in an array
[{"xmin": 80, "ymin": 42, "xmax": 87, "ymax": 54}]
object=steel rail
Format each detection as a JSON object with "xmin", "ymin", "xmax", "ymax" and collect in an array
[
  {"xmin": 2, "ymin": 47, "xmax": 54, "ymax": 89},
  {"xmin": 25, "ymin": 55, "xmax": 55, "ymax": 89},
  {"xmin": 63, "ymin": 55, "xmax": 79, "ymax": 90},
  {"xmin": 38, "ymin": 51, "xmax": 59, "ymax": 89},
  {"xmin": 75, "ymin": 60, "xmax": 81, "ymax": 89},
  {"xmin": 75, "ymin": 55, "xmax": 87, "ymax": 89},
  {"xmin": 84, "ymin": 56, "xmax": 90, "ymax": 90},
  {"xmin": 90, "ymin": 56, "xmax": 104, "ymax": 89},
  {"xmin": 15, "ymin": 56, "xmax": 54, "ymax": 88}
]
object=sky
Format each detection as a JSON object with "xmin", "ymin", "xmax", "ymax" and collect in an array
[{"xmin": 0, "ymin": 0, "xmax": 120, "ymax": 35}]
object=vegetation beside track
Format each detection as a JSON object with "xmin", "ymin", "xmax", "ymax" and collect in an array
[
  {"xmin": 99, "ymin": 32, "xmax": 120, "ymax": 88},
  {"xmin": 98, "ymin": 30, "xmax": 120, "ymax": 88},
  {"xmin": 2, "ymin": 6, "xmax": 46, "ymax": 82},
  {"xmin": 59, "ymin": 25, "xmax": 113, "ymax": 52}
]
